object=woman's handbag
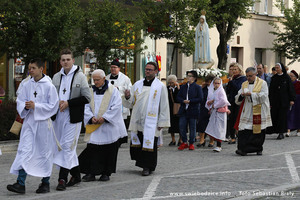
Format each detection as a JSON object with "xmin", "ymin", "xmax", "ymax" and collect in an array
[{"xmin": 170, "ymin": 88, "xmax": 180, "ymax": 115}]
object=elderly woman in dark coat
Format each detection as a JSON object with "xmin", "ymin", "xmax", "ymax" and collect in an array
[{"xmin": 167, "ymin": 75, "xmax": 182, "ymax": 146}]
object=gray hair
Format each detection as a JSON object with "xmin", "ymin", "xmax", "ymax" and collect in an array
[
  {"xmin": 245, "ymin": 67, "xmax": 257, "ymax": 74},
  {"xmin": 92, "ymin": 69, "xmax": 106, "ymax": 78},
  {"xmin": 167, "ymin": 74, "xmax": 177, "ymax": 83}
]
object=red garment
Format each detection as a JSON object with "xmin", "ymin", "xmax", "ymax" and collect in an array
[
  {"xmin": 234, "ymin": 99, "xmax": 245, "ymax": 131},
  {"xmin": 293, "ymin": 81, "xmax": 300, "ymax": 94}
]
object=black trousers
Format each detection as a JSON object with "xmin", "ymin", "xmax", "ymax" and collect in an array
[
  {"xmin": 59, "ymin": 165, "xmax": 81, "ymax": 182},
  {"xmin": 228, "ymin": 104, "xmax": 240, "ymax": 139},
  {"xmin": 79, "ymin": 142, "xmax": 119, "ymax": 176},
  {"xmin": 130, "ymin": 132, "xmax": 158, "ymax": 171},
  {"xmin": 271, "ymin": 106, "xmax": 288, "ymax": 134},
  {"xmin": 237, "ymin": 129, "xmax": 266, "ymax": 153}
]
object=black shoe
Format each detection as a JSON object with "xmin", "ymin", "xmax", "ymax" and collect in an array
[
  {"xmin": 257, "ymin": 151, "xmax": 263, "ymax": 156},
  {"xmin": 177, "ymin": 142, "xmax": 182, "ymax": 146},
  {"xmin": 99, "ymin": 175, "xmax": 110, "ymax": 181},
  {"xmin": 36, "ymin": 182, "xmax": 50, "ymax": 194},
  {"xmin": 196, "ymin": 141, "xmax": 206, "ymax": 147},
  {"xmin": 142, "ymin": 168, "xmax": 152, "ymax": 176},
  {"xmin": 82, "ymin": 174, "xmax": 96, "ymax": 182},
  {"xmin": 235, "ymin": 150, "xmax": 247, "ymax": 156},
  {"xmin": 228, "ymin": 140, "xmax": 236, "ymax": 144},
  {"xmin": 56, "ymin": 179, "xmax": 66, "ymax": 191},
  {"xmin": 7, "ymin": 182, "xmax": 25, "ymax": 194},
  {"xmin": 168, "ymin": 141, "xmax": 176, "ymax": 146},
  {"xmin": 277, "ymin": 134, "xmax": 284, "ymax": 140},
  {"xmin": 208, "ymin": 144, "xmax": 214, "ymax": 147},
  {"xmin": 66, "ymin": 176, "xmax": 81, "ymax": 187}
]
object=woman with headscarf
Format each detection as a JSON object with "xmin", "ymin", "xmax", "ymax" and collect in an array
[
  {"xmin": 286, "ymin": 70, "xmax": 300, "ymax": 137},
  {"xmin": 226, "ymin": 63, "xmax": 247, "ymax": 144},
  {"xmin": 205, "ymin": 78, "xmax": 231, "ymax": 152},
  {"xmin": 269, "ymin": 63, "xmax": 296, "ymax": 140}
]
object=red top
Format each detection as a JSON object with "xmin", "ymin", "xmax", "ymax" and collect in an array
[{"xmin": 293, "ymin": 81, "xmax": 300, "ymax": 94}]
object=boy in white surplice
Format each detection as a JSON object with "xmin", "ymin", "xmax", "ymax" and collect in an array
[{"xmin": 7, "ymin": 59, "xmax": 59, "ymax": 194}]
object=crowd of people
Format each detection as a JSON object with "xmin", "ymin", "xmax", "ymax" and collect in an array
[
  {"xmin": 167, "ymin": 62, "xmax": 298, "ymax": 156},
  {"xmin": 6, "ymin": 49, "xmax": 299, "ymax": 195}
]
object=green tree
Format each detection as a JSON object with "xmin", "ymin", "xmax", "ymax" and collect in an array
[
  {"xmin": 270, "ymin": 0, "xmax": 300, "ymax": 64},
  {"xmin": 0, "ymin": 0, "xmax": 82, "ymax": 75},
  {"xmin": 192, "ymin": 0, "xmax": 254, "ymax": 69},
  {"xmin": 78, "ymin": 0, "xmax": 143, "ymax": 72},
  {"xmin": 139, "ymin": 0, "xmax": 208, "ymax": 75}
]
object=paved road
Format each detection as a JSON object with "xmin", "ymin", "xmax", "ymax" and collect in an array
[{"xmin": 1, "ymin": 131, "xmax": 300, "ymax": 200}]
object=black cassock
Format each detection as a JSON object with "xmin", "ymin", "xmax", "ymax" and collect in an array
[{"xmin": 269, "ymin": 73, "xmax": 296, "ymax": 134}]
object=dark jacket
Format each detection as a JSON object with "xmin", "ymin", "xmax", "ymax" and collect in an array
[
  {"xmin": 269, "ymin": 73, "xmax": 296, "ymax": 108},
  {"xmin": 176, "ymin": 81, "xmax": 203, "ymax": 118},
  {"xmin": 52, "ymin": 66, "xmax": 91, "ymax": 123},
  {"xmin": 257, "ymin": 73, "xmax": 271, "ymax": 87},
  {"xmin": 226, "ymin": 75, "xmax": 247, "ymax": 104},
  {"xmin": 167, "ymin": 85, "xmax": 180, "ymax": 114}
]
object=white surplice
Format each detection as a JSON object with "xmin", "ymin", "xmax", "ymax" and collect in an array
[
  {"xmin": 53, "ymin": 66, "xmax": 82, "ymax": 170},
  {"xmin": 235, "ymin": 78, "xmax": 272, "ymax": 131},
  {"xmin": 84, "ymin": 86, "xmax": 127, "ymax": 145},
  {"xmin": 106, "ymin": 72, "xmax": 132, "ymax": 119},
  {"xmin": 123, "ymin": 78, "xmax": 170, "ymax": 137},
  {"xmin": 10, "ymin": 76, "xmax": 59, "ymax": 177}
]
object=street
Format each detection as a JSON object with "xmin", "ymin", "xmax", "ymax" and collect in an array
[{"xmin": 1, "ymin": 131, "xmax": 300, "ymax": 200}]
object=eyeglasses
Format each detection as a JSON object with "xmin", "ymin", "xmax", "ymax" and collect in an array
[
  {"xmin": 187, "ymin": 75, "xmax": 194, "ymax": 78},
  {"xmin": 145, "ymin": 68, "xmax": 154, "ymax": 71}
]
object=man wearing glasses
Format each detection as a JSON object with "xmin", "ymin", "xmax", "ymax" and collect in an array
[{"xmin": 123, "ymin": 62, "xmax": 170, "ymax": 176}]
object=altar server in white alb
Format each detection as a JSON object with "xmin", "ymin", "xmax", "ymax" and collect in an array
[
  {"xmin": 52, "ymin": 49, "xmax": 91, "ymax": 191},
  {"xmin": 106, "ymin": 59, "xmax": 132, "ymax": 119},
  {"xmin": 106, "ymin": 59, "xmax": 132, "ymax": 145},
  {"xmin": 123, "ymin": 62, "xmax": 170, "ymax": 176},
  {"xmin": 7, "ymin": 59, "xmax": 59, "ymax": 194},
  {"xmin": 78, "ymin": 69, "xmax": 127, "ymax": 182}
]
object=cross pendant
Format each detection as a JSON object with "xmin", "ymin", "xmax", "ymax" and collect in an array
[
  {"xmin": 34, "ymin": 91, "xmax": 37, "ymax": 98},
  {"xmin": 63, "ymin": 88, "xmax": 67, "ymax": 94}
]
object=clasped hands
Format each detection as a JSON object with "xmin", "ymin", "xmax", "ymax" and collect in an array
[
  {"xmin": 183, "ymin": 100, "xmax": 190, "ymax": 104},
  {"xmin": 25, "ymin": 101, "xmax": 35, "ymax": 109},
  {"xmin": 241, "ymin": 92, "xmax": 251, "ymax": 97},
  {"xmin": 124, "ymin": 89, "xmax": 131, "ymax": 99},
  {"xmin": 91, "ymin": 117, "xmax": 105, "ymax": 124},
  {"xmin": 59, "ymin": 100, "xmax": 68, "ymax": 112}
]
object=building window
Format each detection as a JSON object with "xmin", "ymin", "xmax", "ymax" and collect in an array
[
  {"xmin": 255, "ymin": 48, "xmax": 263, "ymax": 65},
  {"xmin": 264, "ymin": 0, "xmax": 268, "ymax": 14},
  {"xmin": 167, "ymin": 43, "xmax": 177, "ymax": 75},
  {"xmin": 250, "ymin": 0, "xmax": 256, "ymax": 12}
]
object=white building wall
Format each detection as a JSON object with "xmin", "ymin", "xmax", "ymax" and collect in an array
[{"xmin": 154, "ymin": 0, "xmax": 299, "ymax": 80}]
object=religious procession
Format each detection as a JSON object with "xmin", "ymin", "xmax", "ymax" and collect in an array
[{"xmin": 0, "ymin": 0, "xmax": 299, "ymax": 199}]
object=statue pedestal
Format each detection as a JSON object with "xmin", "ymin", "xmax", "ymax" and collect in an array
[{"xmin": 194, "ymin": 60, "xmax": 214, "ymax": 69}]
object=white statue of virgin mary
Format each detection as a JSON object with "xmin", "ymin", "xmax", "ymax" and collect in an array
[{"xmin": 195, "ymin": 11, "xmax": 211, "ymax": 64}]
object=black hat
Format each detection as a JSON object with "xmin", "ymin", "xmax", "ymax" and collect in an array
[{"xmin": 111, "ymin": 59, "xmax": 120, "ymax": 67}]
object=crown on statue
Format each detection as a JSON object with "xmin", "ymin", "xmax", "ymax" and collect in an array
[{"xmin": 201, "ymin": 10, "xmax": 206, "ymax": 15}]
